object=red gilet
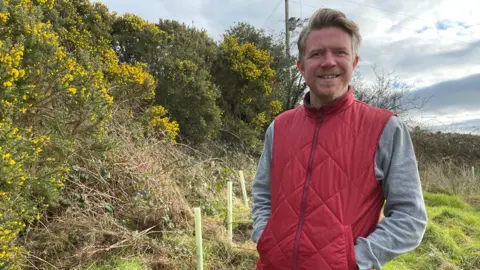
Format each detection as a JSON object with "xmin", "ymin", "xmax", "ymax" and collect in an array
[{"xmin": 256, "ymin": 88, "xmax": 394, "ymax": 270}]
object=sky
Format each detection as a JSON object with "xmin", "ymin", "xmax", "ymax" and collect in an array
[{"xmin": 95, "ymin": 0, "xmax": 480, "ymax": 133}]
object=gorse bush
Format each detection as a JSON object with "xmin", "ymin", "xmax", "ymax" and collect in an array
[
  {"xmin": 0, "ymin": 118, "xmax": 60, "ymax": 268},
  {"xmin": 0, "ymin": 0, "xmax": 178, "ymax": 268},
  {"xmin": 145, "ymin": 105, "xmax": 180, "ymax": 143},
  {"xmin": 214, "ymin": 34, "xmax": 281, "ymax": 151}
]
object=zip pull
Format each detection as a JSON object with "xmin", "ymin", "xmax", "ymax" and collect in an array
[{"xmin": 316, "ymin": 112, "xmax": 324, "ymax": 124}]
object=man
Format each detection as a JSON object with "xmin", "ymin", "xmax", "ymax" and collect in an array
[{"xmin": 251, "ymin": 8, "xmax": 427, "ymax": 270}]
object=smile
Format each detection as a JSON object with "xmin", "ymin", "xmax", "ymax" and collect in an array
[{"xmin": 318, "ymin": 74, "xmax": 340, "ymax": 79}]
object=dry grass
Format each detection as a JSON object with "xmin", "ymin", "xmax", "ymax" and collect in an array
[
  {"xmin": 411, "ymin": 128, "xmax": 480, "ymax": 167},
  {"xmin": 420, "ymin": 161, "xmax": 480, "ymax": 208},
  {"xmin": 17, "ymin": 118, "xmax": 258, "ymax": 269}
]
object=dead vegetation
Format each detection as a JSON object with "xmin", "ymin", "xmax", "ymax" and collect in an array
[
  {"xmin": 18, "ymin": 118, "xmax": 258, "ymax": 269},
  {"xmin": 411, "ymin": 127, "xmax": 480, "ymax": 167},
  {"xmin": 420, "ymin": 161, "xmax": 479, "ymax": 207},
  {"xmin": 411, "ymin": 127, "xmax": 480, "ymax": 207}
]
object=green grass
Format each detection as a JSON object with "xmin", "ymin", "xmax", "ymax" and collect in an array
[
  {"xmin": 88, "ymin": 258, "xmax": 146, "ymax": 270},
  {"xmin": 384, "ymin": 192, "xmax": 480, "ymax": 270}
]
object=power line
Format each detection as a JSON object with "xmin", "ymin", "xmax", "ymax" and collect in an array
[
  {"xmin": 338, "ymin": 0, "xmax": 480, "ymax": 34},
  {"xmin": 336, "ymin": 0, "xmax": 436, "ymax": 25},
  {"xmin": 303, "ymin": 0, "xmax": 477, "ymax": 29},
  {"xmin": 262, "ymin": 0, "xmax": 283, "ymax": 29},
  {"xmin": 300, "ymin": 0, "xmax": 303, "ymax": 18},
  {"xmin": 285, "ymin": 0, "xmax": 290, "ymax": 57},
  {"xmin": 289, "ymin": 0, "xmax": 473, "ymax": 45}
]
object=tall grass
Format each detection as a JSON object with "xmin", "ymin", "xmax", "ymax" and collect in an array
[{"xmin": 419, "ymin": 161, "xmax": 480, "ymax": 208}]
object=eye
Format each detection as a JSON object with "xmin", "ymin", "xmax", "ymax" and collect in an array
[{"xmin": 336, "ymin": 50, "xmax": 347, "ymax": 55}]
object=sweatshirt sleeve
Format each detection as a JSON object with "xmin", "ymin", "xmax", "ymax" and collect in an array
[
  {"xmin": 251, "ymin": 121, "xmax": 274, "ymax": 243},
  {"xmin": 354, "ymin": 116, "xmax": 428, "ymax": 270}
]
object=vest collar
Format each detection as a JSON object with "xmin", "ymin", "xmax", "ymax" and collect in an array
[{"xmin": 303, "ymin": 86, "xmax": 355, "ymax": 118}]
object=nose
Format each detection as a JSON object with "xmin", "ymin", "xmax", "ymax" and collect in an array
[{"xmin": 321, "ymin": 51, "xmax": 336, "ymax": 68}]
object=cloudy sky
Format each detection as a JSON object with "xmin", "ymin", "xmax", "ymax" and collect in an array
[{"xmin": 96, "ymin": 0, "xmax": 479, "ymax": 133}]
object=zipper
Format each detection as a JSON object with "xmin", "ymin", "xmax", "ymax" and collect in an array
[{"xmin": 292, "ymin": 113, "xmax": 323, "ymax": 270}]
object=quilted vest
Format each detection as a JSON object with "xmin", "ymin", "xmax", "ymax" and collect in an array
[{"xmin": 256, "ymin": 87, "xmax": 395, "ymax": 270}]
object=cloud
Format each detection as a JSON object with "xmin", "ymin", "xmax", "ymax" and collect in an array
[
  {"xmin": 395, "ymin": 39, "xmax": 480, "ymax": 77},
  {"xmin": 96, "ymin": 0, "xmax": 282, "ymax": 40},
  {"xmin": 405, "ymin": 73, "xmax": 480, "ymax": 115},
  {"xmin": 357, "ymin": 33, "xmax": 480, "ymax": 89},
  {"xmin": 416, "ymin": 26, "xmax": 430, "ymax": 33},
  {"xmin": 435, "ymin": 20, "xmax": 471, "ymax": 31},
  {"xmin": 428, "ymin": 118, "xmax": 480, "ymax": 134}
]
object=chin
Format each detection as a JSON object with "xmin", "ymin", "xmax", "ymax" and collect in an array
[
  {"xmin": 314, "ymin": 87, "xmax": 339, "ymax": 97},
  {"xmin": 311, "ymin": 86, "xmax": 345, "ymax": 103},
  {"xmin": 311, "ymin": 90, "xmax": 334, "ymax": 101}
]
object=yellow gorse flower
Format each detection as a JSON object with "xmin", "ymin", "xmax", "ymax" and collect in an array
[
  {"xmin": 0, "ymin": 13, "xmax": 9, "ymax": 24},
  {"xmin": 67, "ymin": 87, "xmax": 77, "ymax": 95}
]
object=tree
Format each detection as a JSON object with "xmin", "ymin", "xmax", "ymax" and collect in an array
[
  {"xmin": 352, "ymin": 65, "xmax": 429, "ymax": 115},
  {"xmin": 110, "ymin": 16, "xmax": 222, "ymax": 143},
  {"xmin": 155, "ymin": 20, "xmax": 222, "ymax": 142},
  {"xmin": 225, "ymin": 22, "xmax": 306, "ymax": 111},
  {"xmin": 213, "ymin": 34, "xmax": 281, "ymax": 151},
  {"xmin": 111, "ymin": 13, "xmax": 168, "ymax": 65}
]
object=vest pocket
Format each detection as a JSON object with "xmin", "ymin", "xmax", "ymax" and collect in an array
[
  {"xmin": 256, "ymin": 219, "xmax": 272, "ymax": 268},
  {"xmin": 344, "ymin": 225, "xmax": 357, "ymax": 270},
  {"xmin": 256, "ymin": 221, "xmax": 270, "ymax": 253}
]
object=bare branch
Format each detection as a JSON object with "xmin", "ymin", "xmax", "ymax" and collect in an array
[{"xmin": 352, "ymin": 65, "xmax": 430, "ymax": 115}]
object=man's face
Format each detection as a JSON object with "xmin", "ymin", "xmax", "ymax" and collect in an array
[{"xmin": 297, "ymin": 27, "xmax": 359, "ymax": 107}]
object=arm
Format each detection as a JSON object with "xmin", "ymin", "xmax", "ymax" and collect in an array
[
  {"xmin": 251, "ymin": 121, "xmax": 274, "ymax": 243},
  {"xmin": 355, "ymin": 116, "xmax": 428, "ymax": 269}
]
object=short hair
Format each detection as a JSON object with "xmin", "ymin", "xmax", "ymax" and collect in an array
[{"xmin": 297, "ymin": 8, "xmax": 361, "ymax": 60}]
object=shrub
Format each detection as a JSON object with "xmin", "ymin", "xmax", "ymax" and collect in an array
[{"xmin": 0, "ymin": 1, "xmax": 177, "ymax": 267}]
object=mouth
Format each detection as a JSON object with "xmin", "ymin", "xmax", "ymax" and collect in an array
[{"xmin": 317, "ymin": 74, "xmax": 341, "ymax": 79}]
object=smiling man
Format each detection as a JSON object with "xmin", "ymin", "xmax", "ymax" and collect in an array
[{"xmin": 251, "ymin": 8, "xmax": 428, "ymax": 270}]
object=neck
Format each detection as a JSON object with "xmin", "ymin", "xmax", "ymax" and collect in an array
[{"xmin": 309, "ymin": 88, "xmax": 349, "ymax": 108}]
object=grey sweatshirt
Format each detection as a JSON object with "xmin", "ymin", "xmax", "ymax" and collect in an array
[{"xmin": 251, "ymin": 115, "xmax": 428, "ymax": 270}]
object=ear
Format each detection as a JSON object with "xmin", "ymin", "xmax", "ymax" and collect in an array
[
  {"xmin": 352, "ymin": 55, "xmax": 359, "ymax": 69},
  {"xmin": 296, "ymin": 59, "xmax": 305, "ymax": 76}
]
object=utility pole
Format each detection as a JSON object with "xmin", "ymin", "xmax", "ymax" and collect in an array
[{"xmin": 284, "ymin": 0, "xmax": 290, "ymax": 58}]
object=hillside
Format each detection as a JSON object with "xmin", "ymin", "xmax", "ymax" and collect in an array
[{"xmin": 15, "ymin": 121, "xmax": 480, "ymax": 270}]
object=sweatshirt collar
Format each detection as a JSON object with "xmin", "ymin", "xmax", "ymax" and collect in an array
[{"xmin": 303, "ymin": 86, "xmax": 355, "ymax": 117}]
